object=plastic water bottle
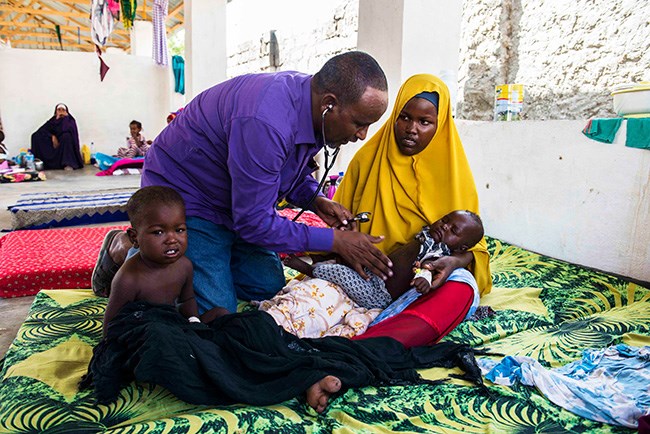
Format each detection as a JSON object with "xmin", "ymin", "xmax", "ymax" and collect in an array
[
  {"xmin": 335, "ymin": 171, "xmax": 344, "ymax": 186},
  {"xmin": 25, "ymin": 152, "xmax": 35, "ymax": 171},
  {"xmin": 90, "ymin": 142, "xmax": 96, "ymax": 165},
  {"xmin": 326, "ymin": 174, "xmax": 339, "ymax": 199}
]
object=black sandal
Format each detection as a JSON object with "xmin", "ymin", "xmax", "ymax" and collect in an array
[{"xmin": 91, "ymin": 229, "xmax": 123, "ymax": 297}]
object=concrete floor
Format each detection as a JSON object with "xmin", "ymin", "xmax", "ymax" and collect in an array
[{"xmin": 0, "ymin": 165, "xmax": 140, "ymax": 358}]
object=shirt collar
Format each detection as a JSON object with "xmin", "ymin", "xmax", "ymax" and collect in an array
[{"xmin": 295, "ymin": 77, "xmax": 321, "ymax": 147}]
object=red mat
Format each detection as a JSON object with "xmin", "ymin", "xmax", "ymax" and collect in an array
[
  {"xmin": 0, "ymin": 225, "xmax": 127, "ymax": 298},
  {"xmin": 0, "ymin": 210, "xmax": 325, "ymax": 298},
  {"xmin": 277, "ymin": 208, "xmax": 328, "ymax": 228}
]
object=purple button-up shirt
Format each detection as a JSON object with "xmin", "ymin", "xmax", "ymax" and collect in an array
[{"xmin": 142, "ymin": 72, "xmax": 334, "ymax": 252}]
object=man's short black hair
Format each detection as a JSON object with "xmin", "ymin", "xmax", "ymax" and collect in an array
[
  {"xmin": 312, "ymin": 51, "xmax": 387, "ymax": 106},
  {"xmin": 126, "ymin": 186, "xmax": 185, "ymax": 228}
]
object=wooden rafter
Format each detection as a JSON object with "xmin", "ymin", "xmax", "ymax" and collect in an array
[
  {"xmin": 168, "ymin": 2, "xmax": 183, "ymax": 19},
  {"xmin": 1, "ymin": 0, "xmax": 183, "ymax": 52},
  {"xmin": 12, "ymin": 39, "xmax": 93, "ymax": 50},
  {"xmin": 0, "ymin": 5, "xmax": 88, "ymax": 20}
]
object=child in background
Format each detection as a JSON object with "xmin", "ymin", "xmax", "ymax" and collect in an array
[
  {"xmin": 101, "ymin": 185, "xmax": 227, "ymax": 335},
  {"xmin": 116, "ymin": 120, "xmax": 152, "ymax": 159},
  {"xmin": 284, "ymin": 210, "xmax": 485, "ymax": 310}
]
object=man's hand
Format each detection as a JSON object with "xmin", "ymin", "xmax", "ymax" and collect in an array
[
  {"xmin": 312, "ymin": 196, "xmax": 355, "ymax": 229},
  {"xmin": 332, "ymin": 230, "xmax": 392, "ymax": 280}
]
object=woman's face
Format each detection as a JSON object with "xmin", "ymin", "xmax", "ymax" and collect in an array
[
  {"xmin": 55, "ymin": 106, "xmax": 68, "ymax": 119},
  {"xmin": 394, "ymin": 97, "xmax": 438, "ymax": 156}
]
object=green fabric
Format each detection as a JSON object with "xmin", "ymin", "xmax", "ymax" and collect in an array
[
  {"xmin": 1, "ymin": 237, "xmax": 648, "ymax": 433},
  {"xmin": 582, "ymin": 118, "xmax": 623, "ymax": 143},
  {"xmin": 625, "ymin": 118, "xmax": 650, "ymax": 149}
]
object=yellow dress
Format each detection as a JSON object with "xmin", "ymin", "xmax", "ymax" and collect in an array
[{"xmin": 334, "ymin": 74, "xmax": 492, "ymax": 295}]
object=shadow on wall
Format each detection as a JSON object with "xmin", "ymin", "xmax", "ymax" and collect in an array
[
  {"xmin": 458, "ymin": 81, "xmax": 619, "ymax": 121},
  {"xmin": 456, "ymin": 60, "xmax": 502, "ymax": 121}
]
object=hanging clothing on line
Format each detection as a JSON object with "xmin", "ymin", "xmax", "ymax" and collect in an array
[
  {"xmin": 91, "ymin": 0, "xmax": 115, "ymax": 47},
  {"xmin": 153, "ymin": 0, "xmax": 170, "ymax": 66},
  {"xmin": 172, "ymin": 55, "xmax": 185, "ymax": 94}
]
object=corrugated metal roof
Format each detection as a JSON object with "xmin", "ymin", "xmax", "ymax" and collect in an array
[{"xmin": 0, "ymin": 0, "xmax": 183, "ymax": 52}]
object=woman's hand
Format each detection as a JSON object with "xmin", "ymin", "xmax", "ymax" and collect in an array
[
  {"xmin": 51, "ymin": 135, "xmax": 60, "ymax": 149},
  {"xmin": 312, "ymin": 196, "xmax": 355, "ymax": 229},
  {"xmin": 422, "ymin": 252, "xmax": 473, "ymax": 290}
]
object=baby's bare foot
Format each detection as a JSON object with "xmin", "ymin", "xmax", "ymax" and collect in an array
[{"xmin": 305, "ymin": 375, "xmax": 341, "ymax": 413}]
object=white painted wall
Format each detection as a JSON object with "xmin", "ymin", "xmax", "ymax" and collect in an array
[
  {"xmin": 458, "ymin": 119, "xmax": 650, "ymax": 283},
  {"xmin": 131, "ymin": 20, "xmax": 154, "ymax": 57},
  {"xmin": 0, "ymin": 47, "xmax": 171, "ymax": 156},
  {"xmin": 184, "ymin": 0, "xmax": 227, "ymax": 98}
]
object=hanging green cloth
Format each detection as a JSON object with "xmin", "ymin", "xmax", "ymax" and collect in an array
[
  {"xmin": 172, "ymin": 55, "xmax": 185, "ymax": 95},
  {"xmin": 55, "ymin": 25, "xmax": 62, "ymax": 49},
  {"xmin": 625, "ymin": 118, "xmax": 650, "ymax": 150},
  {"xmin": 121, "ymin": 0, "xmax": 137, "ymax": 30},
  {"xmin": 582, "ymin": 118, "xmax": 623, "ymax": 143}
]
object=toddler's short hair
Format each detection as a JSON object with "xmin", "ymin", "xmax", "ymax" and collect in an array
[{"xmin": 126, "ymin": 186, "xmax": 185, "ymax": 227}]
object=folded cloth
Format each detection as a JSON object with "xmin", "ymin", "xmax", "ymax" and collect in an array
[
  {"xmin": 582, "ymin": 118, "xmax": 623, "ymax": 143},
  {"xmin": 625, "ymin": 118, "xmax": 650, "ymax": 150}
]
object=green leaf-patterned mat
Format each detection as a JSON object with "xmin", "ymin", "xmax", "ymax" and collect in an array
[{"xmin": 1, "ymin": 237, "xmax": 648, "ymax": 433}]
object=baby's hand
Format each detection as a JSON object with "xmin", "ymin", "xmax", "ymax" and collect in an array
[
  {"xmin": 411, "ymin": 277, "xmax": 432, "ymax": 294},
  {"xmin": 420, "ymin": 259, "xmax": 437, "ymax": 270}
]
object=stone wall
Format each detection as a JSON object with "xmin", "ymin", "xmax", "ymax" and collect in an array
[
  {"xmin": 227, "ymin": 0, "xmax": 358, "ymax": 76},
  {"xmin": 225, "ymin": 1, "xmax": 649, "ymax": 120},
  {"xmin": 457, "ymin": 0, "xmax": 650, "ymax": 120}
]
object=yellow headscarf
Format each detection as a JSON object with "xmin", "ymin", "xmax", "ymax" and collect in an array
[{"xmin": 334, "ymin": 74, "xmax": 492, "ymax": 295}]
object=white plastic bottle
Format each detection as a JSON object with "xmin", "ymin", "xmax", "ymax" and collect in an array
[
  {"xmin": 25, "ymin": 151, "xmax": 35, "ymax": 171},
  {"xmin": 90, "ymin": 142, "xmax": 96, "ymax": 164}
]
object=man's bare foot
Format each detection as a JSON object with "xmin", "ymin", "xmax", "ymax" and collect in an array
[
  {"xmin": 305, "ymin": 375, "xmax": 341, "ymax": 413},
  {"xmin": 283, "ymin": 255, "xmax": 314, "ymax": 277}
]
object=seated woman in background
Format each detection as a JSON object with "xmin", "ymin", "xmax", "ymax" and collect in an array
[
  {"xmin": 335, "ymin": 73, "xmax": 492, "ymax": 347},
  {"xmin": 31, "ymin": 103, "xmax": 84, "ymax": 170}
]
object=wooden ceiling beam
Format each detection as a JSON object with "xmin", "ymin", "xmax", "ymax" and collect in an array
[
  {"xmin": 29, "ymin": 2, "xmax": 131, "ymax": 42},
  {"xmin": 0, "ymin": 5, "xmax": 88, "ymax": 19},
  {"xmin": 0, "ymin": 18, "xmax": 130, "ymax": 37},
  {"xmin": 11, "ymin": 38, "xmax": 93, "ymax": 50},
  {"xmin": 168, "ymin": 2, "xmax": 183, "ymax": 19},
  {"xmin": 3, "ymin": 30, "xmax": 70, "ymax": 40},
  {"xmin": 169, "ymin": 20, "xmax": 184, "ymax": 34}
]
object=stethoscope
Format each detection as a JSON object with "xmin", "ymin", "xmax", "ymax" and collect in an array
[{"xmin": 291, "ymin": 104, "xmax": 370, "ymax": 225}]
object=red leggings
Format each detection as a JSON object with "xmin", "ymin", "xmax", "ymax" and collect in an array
[{"xmin": 352, "ymin": 281, "xmax": 473, "ymax": 348}]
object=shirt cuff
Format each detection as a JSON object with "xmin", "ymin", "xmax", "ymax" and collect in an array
[{"xmin": 306, "ymin": 227, "xmax": 334, "ymax": 252}]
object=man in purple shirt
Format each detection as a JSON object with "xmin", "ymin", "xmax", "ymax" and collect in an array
[{"xmin": 92, "ymin": 51, "xmax": 393, "ymax": 314}]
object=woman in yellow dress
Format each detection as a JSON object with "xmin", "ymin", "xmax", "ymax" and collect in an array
[{"xmin": 335, "ymin": 74, "xmax": 492, "ymax": 347}]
